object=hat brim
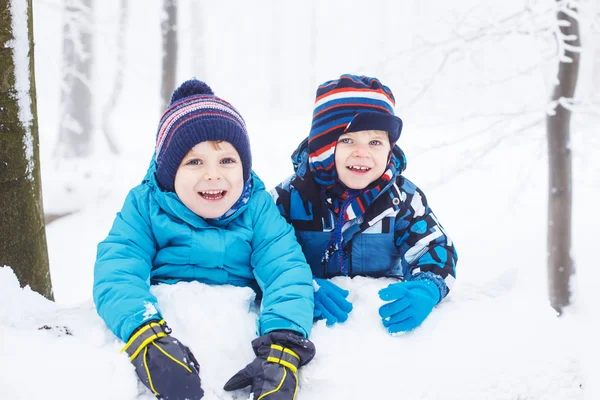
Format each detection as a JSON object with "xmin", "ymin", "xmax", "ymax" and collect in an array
[{"xmin": 344, "ymin": 111, "xmax": 403, "ymax": 143}]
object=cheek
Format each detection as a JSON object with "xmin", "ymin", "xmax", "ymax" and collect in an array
[
  {"xmin": 173, "ymin": 170, "xmax": 189, "ymax": 194},
  {"xmin": 334, "ymin": 154, "xmax": 345, "ymax": 176},
  {"xmin": 229, "ymin": 167, "xmax": 244, "ymax": 189},
  {"xmin": 334, "ymin": 146, "xmax": 347, "ymax": 167},
  {"xmin": 375, "ymin": 151, "xmax": 390, "ymax": 166}
]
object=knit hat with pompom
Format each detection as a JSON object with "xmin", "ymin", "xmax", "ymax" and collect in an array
[{"xmin": 154, "ymin": 79, "xmax": 251, "ymax": 192}]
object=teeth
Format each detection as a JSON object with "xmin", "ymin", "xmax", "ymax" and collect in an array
[
  {"xmin": 201, "ymin": 190, "xmax": 224, "ymax": 194},
  {"xmin": 348, "ymin": 166, "xmax": 370, "ymax": 171}
]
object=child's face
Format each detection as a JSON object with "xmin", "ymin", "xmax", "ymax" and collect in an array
[
  {"xmin": 334, "ymin": 130, "xmax": 391, "ymax": 190},
  {"xmin": 174, "ymin": 141, "xmax": 244, "ymax": 219}
]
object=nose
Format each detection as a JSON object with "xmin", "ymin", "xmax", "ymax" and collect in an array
[
  {"xmin": 352, "ymin": 143, "xmax": 369, "ymax": 158},
  {"xmin": 202, "ymin": 165, "xmax": 221, "ymax": 181}
]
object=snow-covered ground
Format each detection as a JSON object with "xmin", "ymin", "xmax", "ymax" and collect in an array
[
  {"xmin": 2, "ymin": 0, "xmax": 598, "ymax": 399},
  {"xmin": 0, "ymin": 265, "xmax": 589, "ymax": 399}
]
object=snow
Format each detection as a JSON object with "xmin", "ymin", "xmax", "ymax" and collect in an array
[
  {"xmin": 2, "ymin": 0, "xmax": 598, "ymax": 399},
  {"xmin": 9, "ymin": 0, "xmax": 34, "ymax": 178},
  {"xmin": 0, "ymin": 267, "xmax": 587, "ymax": 400}
]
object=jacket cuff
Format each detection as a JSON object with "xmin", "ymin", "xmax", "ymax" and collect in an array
[
  {"xmin": 260, "ymin": 318, "xmax": 308, "ymax": 339},
  {"xmin": 119, "ymin": 306, "xmax": 164, "ymax": 342},
  {"xmin": 412, "ymin": 272, "xmax": 448, "ymax": 303}
]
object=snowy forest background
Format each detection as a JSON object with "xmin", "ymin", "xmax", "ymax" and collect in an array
[{"xmin": 1, "ymin": 0, "xmax": 600, "ymax": 398}]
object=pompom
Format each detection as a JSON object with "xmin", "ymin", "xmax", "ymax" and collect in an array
[{"xmin": 170, "ymin": 79, "xmax": 214, "ymax": 104}]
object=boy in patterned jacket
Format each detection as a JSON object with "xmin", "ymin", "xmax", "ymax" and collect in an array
[
  {"xmin": 94, "ymin": 79, "xmax": 315, "ymax": 400},
  {"xmin": 272, "ymin": 74, "xmax": 457, "ymax": 334}
]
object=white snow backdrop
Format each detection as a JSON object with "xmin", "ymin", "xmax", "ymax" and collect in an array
[{"xmin": 2, "ymin": 0, "xmax": 599, "ymax": 399}]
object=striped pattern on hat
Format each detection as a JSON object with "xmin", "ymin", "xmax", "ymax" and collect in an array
[
  {"xmin": 155, "ymin": 95, "xmax": 247, "ymax": 162},
  {"xmin": 154, "ymin": 80, "xmax": 251, "ymax": 192},
  {"xmin": 308, "ymin": 74, "xmax": 397, "ymax": 187}
]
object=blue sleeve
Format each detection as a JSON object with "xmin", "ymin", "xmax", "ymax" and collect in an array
[
  {"xmin": 93, "ymin": 186, "xmax": 162, "ymax": 341},
  {"xmin": 393, "ymin": 181, "xmax": 458, "ymax": 300},
  {"xmin": 250, "ymin": 190, "xmax": 314, "ymax": 338}
]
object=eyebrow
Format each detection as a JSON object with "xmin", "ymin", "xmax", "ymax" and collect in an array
[
  {"xmin": 184, "ymin": 150, "xmax": 239, "ymax": 159},
  {"xmin": 370, "ymin": 131, "xmax": 388, "ymax": 139},
  {"xmin": 341, "ymin": 130, "xmax": 388, "ymax": 137}
]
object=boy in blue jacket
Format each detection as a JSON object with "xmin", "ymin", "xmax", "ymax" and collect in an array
[
  {"xmin": 272, "ymin": 74, "xmax": 457, "ymax": 335},
  {"xmin": 94, "ymin": 79, "xmax": 315, "ymax": 400}
]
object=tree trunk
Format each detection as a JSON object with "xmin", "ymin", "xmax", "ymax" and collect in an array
[
  {"xmin": 546, "ymin": 1, "xmax": 580, "ymax": 314},
  {"xmin": 56, "ymin": 0, "xmax": 94, "ymax": 158},
  {"xmin": 0, "ymin": 0, "xmax": 54, "ymax": 300},
  {"xmin": 161, "ymin": 0, "xmax": 177, "ymax": 111}
]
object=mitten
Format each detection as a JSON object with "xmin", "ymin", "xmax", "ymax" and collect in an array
[
  {"xmin": 223, "ymin": 330, "xmax": 316, "ymax": 399},
  {"xmin": 378, "ymin": 279, "xmax": 440, "ymax": 334},
  {"xmin": 122, "ymin": 320, "xmax": 204, "ymax": 400},
  {"xmin": 313, "ymin": 278, "xmax": 353, "ymax": 326}
]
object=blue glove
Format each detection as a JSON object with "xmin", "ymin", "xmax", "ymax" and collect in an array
[
  {"xmin": 378, "ymin": 279, "xmax": 440, "ymax": 334},
  {"xmin": 313, "ymin": 278, "xmax": 353, "ymax": 326}
]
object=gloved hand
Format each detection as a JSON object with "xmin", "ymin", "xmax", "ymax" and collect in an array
[
  {"xmin": 313, "ymin": 278, "xmax": 353, "ymax": 326},
  {"xmin": 122, "ymin": 320, "xmax": 204, "ymax": 400},
  {"xmin": 378, "ymin": 279, "xmax": 440, "ymax": 334},
  {"xmin": 223, "ymin": 330, "xmax": 316, "ymax": 399}
]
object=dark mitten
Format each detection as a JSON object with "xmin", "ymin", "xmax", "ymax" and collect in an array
[
  {"xmin": 223, "ymin": 330, "xmax": 316, "ymax": 399},
  {"xmin": 122, "ymin": 320, "xmax": 204, "ymax": 400}
]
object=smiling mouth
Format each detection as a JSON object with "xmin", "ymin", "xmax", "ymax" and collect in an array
[
  {"xmin": 346, "ymin": 165, "xmax": 371, "ymax": 174},
  {"xmin": 199, "ymin": 190, "xmax": 227, "ymax": 200}
]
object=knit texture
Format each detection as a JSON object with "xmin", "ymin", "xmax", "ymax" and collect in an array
[
  {"xmin": 308, "ymin": 74, "xmax": 403, "ymax": 188},
  {"xmin": 154, "ymin": 79, "xmax": 251, "ymax": 192}
]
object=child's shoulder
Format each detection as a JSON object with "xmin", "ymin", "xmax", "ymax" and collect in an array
[
  {"xmin": 119, "ymin": 181, "xmax": 161, "ymax": 220},
  {"xmin": 395, "ymin": 174, "xmax": 426, "ymax": 196},
  {"xmin": 247, "ymin": 174, "xmax": 273, "ymax": 208},
  {"xmin": 125, "ymin": 180, "xmax": 155, "ymax": 204},
  {"xmin": 392, "ymin": 174, "xmax": 435, "ymax": 213},
  {"xmin": 250, "ymin": 184, "xmax": 271, "ymax": 205},
  {"xmin": 281, "ymin": 172, "xmax": 321, "ymax": 199},
  {"xmin": 246, "ymin": 173, "xmax": 291, "ymax": 216},
  {"xmin": 276, "ymin": 173, "xmax": 296, "ymax": 190}
]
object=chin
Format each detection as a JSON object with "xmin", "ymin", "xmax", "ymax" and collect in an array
[
  {"xmin": 190, "ymin": 205, "xmax": 227, "ymax": 219},
  {"xmin": 200, "ymin": 211, "xmax": 225, "ymax": 219},
  {"xmin": 344, "ymin": 182, "xmax": 365, "ymax": 190},
  {"xmin": 340, "ymin": 176, "xmax": 375, "ymax": 190}
]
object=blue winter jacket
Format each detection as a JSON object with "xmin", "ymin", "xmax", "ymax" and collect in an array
[
  {"xmin": 272, "ymin": 139, "xmax": 457, "ymax": 299},
  {"xmin": 93, "ymin": 162, "xmax": 314, "ymax": 342}
]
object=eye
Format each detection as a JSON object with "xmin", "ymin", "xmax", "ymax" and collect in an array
[
  {"xmin": 369, "ymin": 140, "xmax": 382, "ymax": 146},
  {"xmin": 186, "ymin": 159, "xmax": 201, "ymax": 165},
  {"xmin": 220, "ymin": 157, "xmax": 237, "ymax": 164},
  {"xmin": 338, "ymin": 137, "xmax": 352, "ymax": 144}
]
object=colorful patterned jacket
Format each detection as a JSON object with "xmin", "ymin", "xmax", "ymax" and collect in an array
[{"xmin": 271, "ymin": 139, "xmax": 457, "ymax": 299}]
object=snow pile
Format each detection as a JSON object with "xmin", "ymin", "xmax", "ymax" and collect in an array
[{"xmin": 0, "ymin": 267, "xmax": 583, "ymax": 400}]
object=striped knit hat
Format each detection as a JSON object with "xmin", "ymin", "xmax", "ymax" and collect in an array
[
  {"xmin": 308, "ymin": 74, "xmax": 403, "ymax": 187},
  {"xmin": 154, "ymin": 79, "xmax": 251, "ymax": 192}
]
